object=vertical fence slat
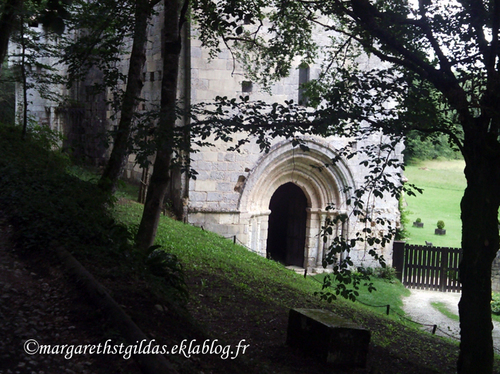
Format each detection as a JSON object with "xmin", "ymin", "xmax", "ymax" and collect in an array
[
  {"xmin": 410, "ymin": 245, "xmax": 416, "ymax": 288},
  {"xmin": 417, "ymin": 245, "xmax": 423, "ymax": 288},
  {"xmin": 429, "ymin": 247, "xmax": 435, "ymax": 290},
  {"xmin": 440, "ymin": 247, "xmax": 448, "ymax": 292},
  {"xmin": 424, "ymin": 246, "xmax": 431, "ymax": 289},
  {"xmin": 433, "ymin": 248, "xmax": 440, "ymax": 291}
]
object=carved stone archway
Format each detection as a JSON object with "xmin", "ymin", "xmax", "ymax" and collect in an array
[{"xmin": 238, "ymin": 138, "xmax": 355, "ymax": 270}]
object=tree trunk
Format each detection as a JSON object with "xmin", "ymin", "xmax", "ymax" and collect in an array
[
  {"xmin": 0, "ymin": 0, "xmax": 21, "ymax": 71},
  {"xmin": 135, "ymin": 0, "xmax": 183, "ymax": 251},
  {"xmin": 98, "ymin": 0, "xmax": 151, "ymax": 193},
  {"xmin": 457, "ymin": 131, "xmax": 500, "ymax": 374}
]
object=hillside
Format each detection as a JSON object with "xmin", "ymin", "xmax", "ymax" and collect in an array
[
  {"xmin": 0, "ymin": 124, "xmax": 496, "ymax": 373},
  {"xmin": 403, "ymin": 160, "xmax": 466, "ymax": 248}
]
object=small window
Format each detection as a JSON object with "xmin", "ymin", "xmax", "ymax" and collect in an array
[
  {"xmin": 242, "ymin": 81, "xmax": 253, "ymax": 93},
  {"xmin": 150, "ymin": 72, "xmax": 155, "ymax": 81},
  {"xmin": 298, "ymin": 64, "xmax": 310, "ymax": 106}
]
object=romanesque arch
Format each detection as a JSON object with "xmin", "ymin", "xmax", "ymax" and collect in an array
[{"xmin": 238, "ymin": 138, "xmax": 356, "ymax": 270}]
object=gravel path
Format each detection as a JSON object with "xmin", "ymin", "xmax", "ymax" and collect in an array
[{"xmin": 402, "ymin": 288, "xmax": 500, "ymax": 351}]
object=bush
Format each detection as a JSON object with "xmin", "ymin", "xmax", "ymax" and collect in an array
[
  {"xmin": 375, "ymin": 266, "xmax": 397, "ymax": 281},
  {"xmin": 145, "ymin": 246, "xmax": 188, "ymax": 304},
  {"xmin": 437, "ymin": 220, "xmax": 445, "ymax": 230},
  {"xmin": 492, "ymin": 293, "xmax": 500, "ymax": 315},
  {"xmin": 403, "ymin": 130, "xmax": 462, "ymax": 163},
  {"xmin": 416, "ymin": 217, "xmax": 422, "ymax": 223}
]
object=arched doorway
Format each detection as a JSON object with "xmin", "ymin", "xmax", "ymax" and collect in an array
[{"xmin": 266, "ymin": 183, "xmax": 308, "ymax": 267}]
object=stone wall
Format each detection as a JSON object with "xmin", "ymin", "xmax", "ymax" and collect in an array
[{"xmin": 183, "ymin": 28, "xmax": 403, "ymax": 270}]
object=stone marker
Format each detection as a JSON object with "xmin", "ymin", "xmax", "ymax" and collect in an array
[{"xmin": 286, "ymin": 308, "xmax": 370, "ymax": 368}]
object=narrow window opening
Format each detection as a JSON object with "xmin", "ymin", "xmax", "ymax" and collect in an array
[
  {"xmin": 298, "ymin": 64, "xmax": 310, "ymax": 106},
  {"xmin": 242, "ymin": 80, "xmax": 253, "ymax": 93}
]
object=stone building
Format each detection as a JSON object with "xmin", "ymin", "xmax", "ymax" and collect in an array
[{"xmin": 15, "ymin": 7, "xmax": 403, "ymax": 273}]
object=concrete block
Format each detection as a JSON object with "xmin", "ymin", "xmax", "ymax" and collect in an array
[
  {"xmin": 207, "ymin": 192, "xmax": 223, "ymax": 201},
  {"xmin": 286, "ymin": 308, "xmax": 370, "ymax": 368},
  {"xmin": 189, "ymin": 192, "xmax": 207, "ymax": 202},
  {"xmin": 202, "ymin": 151, "xmax": 219, "ymax": 162},
  {"xmin": 216, "ymin": 182, "xmax": 232, "ymax": 192},
  {"xmin": 194, "ymin": 179, "xmax": 217, "ymax": 192},
  {"xmin": 227, "ymin": 162, "xmax": 243, "ymax": 171},
  {"xmin": 210, "ymin": 171, "xmax": 225, "ymax": 180}
]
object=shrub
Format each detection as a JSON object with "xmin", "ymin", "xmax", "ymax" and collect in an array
[
  {"xmin": 437, "ymin": 220, "xmax": 445, "ymax": 230},
  {"xmin": 492, "ymin": 293, "xmax": 500, "ymax": 315},
  {"xmin": 375, "ymin": 266, "xmax": 397, "ymax": 281},
  {"xmin": 145, "ymin": 246, "xmax": 188, "ymax": 304},
  {"xmin": 395, "ymin": 196, "xmax": 411, "ymax": 240},
  {"xmin": 416, "ymin": 217, "xmax": 422, "ymax": 223}
]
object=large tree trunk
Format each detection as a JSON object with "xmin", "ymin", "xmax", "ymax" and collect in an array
[
  {"xmin": 135, "ymin": 0, "xmax": 184, "ymax": 251},
  {"xmin": 0, "ymin": 0, "xmax": 21, "ymax": 71},
  {"xmin": 458, "ymin": 128, "xmax": 500, "ymax": 374},
  {"xmin": 98, "ymin": 0, "xmax": 152, "ymax": 193}
]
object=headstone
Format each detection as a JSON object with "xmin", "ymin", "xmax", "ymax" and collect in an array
[{"xmin": 286, "ymin": 308, "xmax": 370, "ymax": 368}]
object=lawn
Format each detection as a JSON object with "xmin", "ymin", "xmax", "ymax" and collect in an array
[{"xmin": 403, "ymin": 159, "xmax": 466, "ymax": 248}]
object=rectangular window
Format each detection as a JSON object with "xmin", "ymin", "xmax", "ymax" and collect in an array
[
  {"xmin": 298, "ymin": 65, "xmax": 310, "ymax": 106},
  {"xmin": 242, "ymin": 81, "xmax": 253, "ymax": 93}
]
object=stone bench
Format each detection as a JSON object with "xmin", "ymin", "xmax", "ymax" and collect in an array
[{"xmin": 286, "ymin": 308, "xmax": 370, "ymax": 368}]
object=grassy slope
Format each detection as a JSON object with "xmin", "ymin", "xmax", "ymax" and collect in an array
[
  {"xmin": 3, "ymin": 125, "xmax": 499, "ymax": 373},
  {"xmin": 404, "ymin": 160, "xmax": 466, "ymax": 247},
  {"xmin": 118, "ymin": 200, "xmax": 410, "ymax": 316}
]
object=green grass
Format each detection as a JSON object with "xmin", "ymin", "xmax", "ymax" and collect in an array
[
  {"xmin": 118, "ymin": 201, "xmax": 413, "ymax": 325},
  {"xmin": 118, "ymin": 201, "xmax": 324, "ymax": 299},
  {"xmin": 431, "ymin": 301, "xmax": 459, "ymax": 321},
  {"xmin": 404, "ymin": 159, "xmax": 466, "ymax": 248},
  {"xmin": 311, "ymin": 272, "xmax": 411, "ymax": 317}
]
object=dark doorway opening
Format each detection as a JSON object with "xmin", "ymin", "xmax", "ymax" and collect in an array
[{"xmin": 266, "ymin": 182, "xmax": 307, "ymax": 267}]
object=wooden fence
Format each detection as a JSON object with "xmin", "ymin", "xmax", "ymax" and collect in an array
[{"xmin": 393, "ymin": 241, "xmax": 462, "ymax": 292}]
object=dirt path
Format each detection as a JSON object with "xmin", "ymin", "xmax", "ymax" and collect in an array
[
  {"xmin": 0, "ymin": 216, "xmax": 141, "ymax": 374},
  {"xmin": 402, "ymin": 289, "xmax": 500, "ymax": 351}
]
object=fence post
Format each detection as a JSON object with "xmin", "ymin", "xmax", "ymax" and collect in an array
[{"xmin": 392, "ymin": 241, "xmax": 405, "ymax": 282}]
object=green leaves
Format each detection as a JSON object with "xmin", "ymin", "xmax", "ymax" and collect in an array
[
  {"xmin": 192, "ymin": 0, "xmax": 316, "ymax": 88},
  {"xmin": 145, "ymin": 246, "xmax": 188, "ymax": 304}
]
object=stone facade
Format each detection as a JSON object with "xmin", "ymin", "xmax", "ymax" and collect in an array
[
  {"xmin": 175, "ymin": 20, "xmax": 402, "ymax": 271},
  {"xmin": 14, "ymin": 6, "xmax": 403, "ymax": 272}
]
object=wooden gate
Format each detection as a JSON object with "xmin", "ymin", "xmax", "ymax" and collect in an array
[{"xmin": 393, "ymin": 241, "xmax": 462, "ymax": 292}]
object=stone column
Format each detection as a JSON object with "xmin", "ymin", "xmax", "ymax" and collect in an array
[
  {"xmin": 258, "ymin": 212, "xmax": 270, "ymax": 258},
  {"xmin": 316, "ymin": 212, "xmax": 327, "ymax": 268}
]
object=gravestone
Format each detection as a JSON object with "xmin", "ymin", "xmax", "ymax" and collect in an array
[{"xmin": 286, "ymin": 308, "xmax": 370, "ymax": 368}]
